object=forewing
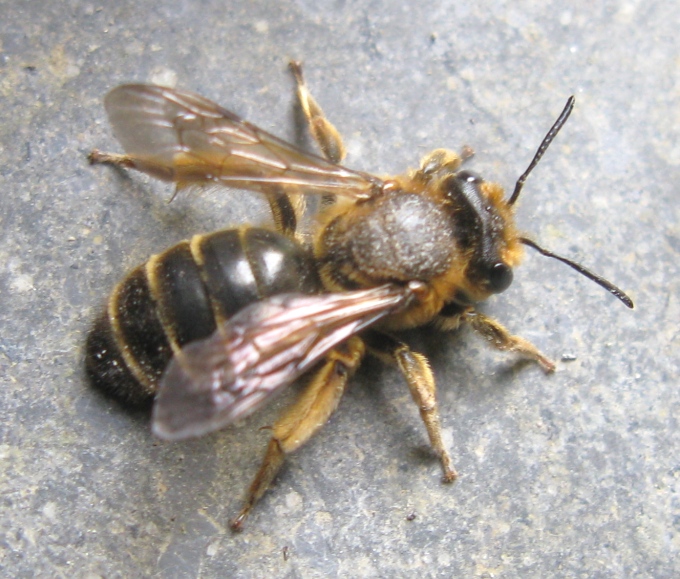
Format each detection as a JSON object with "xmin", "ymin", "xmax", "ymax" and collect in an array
[
  {"xmin": 104, "ymin": 84, "xmax": 380, "ymax": 198},
  {"xmin": 151, "ymin": 284, "xmax": 413, "ymax": 440}
]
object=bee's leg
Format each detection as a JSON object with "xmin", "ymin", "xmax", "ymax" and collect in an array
[
  {"xmin": 273, "ymin": 60, "xmax": 343, "ymax": 223},
  {"xmin": 464, "ymin": 311, "xmax": 556, "ymax": 372},
  {"xmin": 289, "ymin": 60, "xmax": 346, "ymax": 165},
  {"xmin": 90, "ymin": 139, "xmax": 302, "ymax": 238},
  {"xmin": 265, "ymin": 190, "xmax": 304, "ymax": 238},
  {"xmin": 88, "ymin": 150, "xmax": 193, "ymax": 203},
  {"xmin": 365, "ymin": 332, "xmax": 457, "ymax": 483},
  {"xmin": 230, "ymin": 336, "xmax": 365, "ymax": 532},
  {"xmin": 88, "ymin": 149, "xmax": 137, "ymax": 169}
]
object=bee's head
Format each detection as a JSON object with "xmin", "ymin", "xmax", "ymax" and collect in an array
[
  {"xmin": 417, "ymin": 148, "xmax": 519, "ymax": 302},
  {"xmin": 429, "ymin": 96, "xmax": 633, "ymax": 309},
  {"xmin": 443, "ymin": 170, "xmax": 519, "ymax": 301}
]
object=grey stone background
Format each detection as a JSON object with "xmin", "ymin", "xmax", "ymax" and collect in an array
[{"xmin": 1, "ymin": 0, "xmax": 677, "ymax": 577}]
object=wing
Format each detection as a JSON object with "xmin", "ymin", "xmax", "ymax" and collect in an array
[
  {"xmin": 151, "ymin": 283, "xmax": 415, "ymax": 440},
  {"xmin": 103, "ymin": 84, "xmax": 381, "ymax": 198}
]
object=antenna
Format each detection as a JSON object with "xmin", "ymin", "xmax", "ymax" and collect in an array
[
  {"xmin": 520, "ymin": 237, "xmax": 634, "ymax": 308},
  {"xmin": 508, "ymin": 96, "xmax": 575, "ymax": 206}
]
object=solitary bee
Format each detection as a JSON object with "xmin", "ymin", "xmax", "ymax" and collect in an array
[{"xmin": 87, "ymin": 62, "xmax": 633, "ymax": 531}]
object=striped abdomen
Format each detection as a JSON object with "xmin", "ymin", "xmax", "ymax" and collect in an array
[{"xmin": 86, "ymin": 227, "xmax": 320, "ymax": 404}]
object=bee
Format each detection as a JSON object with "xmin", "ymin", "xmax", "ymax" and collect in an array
[{"xmin": 87, "ymin": 61, "xmax": 633, "ymax": 531}]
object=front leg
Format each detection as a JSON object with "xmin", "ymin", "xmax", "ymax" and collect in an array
[{"xmin": 464, "ymin": 310, "xmax": 556, "ymax": 372}]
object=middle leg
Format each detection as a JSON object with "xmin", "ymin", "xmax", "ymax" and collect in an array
[
  {"xmin": 365, "ymin": 331, "xmax": 457, "ymax": 483},
  {"xmin": 267, "ymin": 60, "xmax": 348, "ymax": 237},
  {"xmin": 265, "ymin": 189, "xmax": 304, "ymax": 239},
  {"xmin": 289, "ymin": 60, "xmax": 347, "ymax": 164}
]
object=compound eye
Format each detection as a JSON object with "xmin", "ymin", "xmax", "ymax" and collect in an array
[{"xmin": 488, "ymin": 262, "xmax": 513, "ymax": 293}]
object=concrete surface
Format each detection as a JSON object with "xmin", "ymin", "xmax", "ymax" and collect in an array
[{"xmin": 1, "ymin": 0, "xmax": 678, "ymax": 577}]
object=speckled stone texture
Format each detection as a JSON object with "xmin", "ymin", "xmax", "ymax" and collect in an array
[{"xmin": 0, "ymin": 1, "xmax": 677, "ymax": 577}]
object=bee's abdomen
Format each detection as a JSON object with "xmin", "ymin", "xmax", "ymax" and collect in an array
[{"xmin": 86, "ymin": 227, "xmax": 320, "ymax": 405}]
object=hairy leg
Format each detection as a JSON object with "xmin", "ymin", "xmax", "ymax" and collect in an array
[
  {"xmin": 365, "ymin": 332, "xmax": 457, "ymax": 483},
  {"xmin": 230, "ymin": 337, "xmax": 365, "ymax": 531}
]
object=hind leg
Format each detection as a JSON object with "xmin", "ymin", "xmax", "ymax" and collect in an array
[{"xmin": 230, "ymin": 337, "xmax": 365, "ymax": 531}]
